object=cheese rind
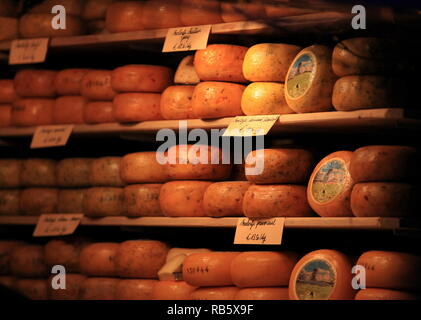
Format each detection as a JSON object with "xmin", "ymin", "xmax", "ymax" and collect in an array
[
  {"xmin": 180, "ymin": 0, "xmax": 223, "ymax": 26},
  {"xmin": 49, "ymin": 274, "xmax": 86, "ymax": 300},
  {"xmin": 191, "ymin": 287, "xmax": 239, "ymax": 300},
  {"xmin": 83, "ymin": 187, "xmax": 126, "ymax": 217},
  {"xmin": 16, "ymin": 279, "xmax": 48, "ymax": 300},
  {"xmin": 29, "ymin": 0, "xmax": 83, "ymax": 15},
  {"xmin": 12, "ymin": 99, "xmax": 54, "ymax": 127},
  {"xmin": 141, "ymin": 0, "xmax": 182, "ymax": 29},
  {"xmin": 0, "ymin": 17, "xmax": 16, "ymax": 41},
  {"xmin": 10, "ymin": 245, "xmax": 48, "ymax": 278},
  {"xmin": 57, "ymin": 189, "xmax": 86, "ymax": 213},
  {"xmin": 105, "ymin": 1, "xmax": 144, "ymax": 33},
  {"xmin": 355, "ymin": 288, "xmax": 418, "ymax": 300},
  {"xmin": 82, "ymin": 0, "xmax": 116, "ymax": 20},
  {"xmin": 79, "ymin": 242, "xmax": 119, "ymax": 277},
  {"xmin": 113, "ymin": 93, "xmax": 162, "ymax": 122},
  {"xmin": 0, "ymin": 105, "xmax": 12, "ymax": 128},
  {"xmin": 0, "ymin": 159, "xmax": 22, "ymax": 188},
  {"xmin": 56, "ymin": 158, "xmax": 92, "ymax": 187},
  {"xmin": 235, "ymin": 287, "xmax": 289, "ymax": 300},
  {"xmin": 121, "ymin": 152, "xmax": 168, "ymax": 184},
  {"xmin": 89, "ymin": 157, "xmax": 124, "ymax": 187},
  {"xmin": 0, "ymin": 80, "xmax": 19, "ymax": 103},
  {"xmin": 14, "ymin": 70, "xmax": 57, "ymax": 98},
  {"xmin": 80, "ymin": 277, "xmax": 119, "ymax": 300},
  {"xmin": 81, "ymin": 70, "xmax": 117, "ymax": 101},
  {"xmin": 160, "ymin": 85, "xmax": 195, "ymax": 120},
  {"xmin": 54, "ymin": 69, "xmax": 92, "ymax": 96},
  {"xmin": 0, "ymin": 241, "xmax": 24, "ymax": 275},
  {"xmin": 0, "ymin": 189, "xmax": 20, "ymax": 215},
  {"xmin": 116, "ymin": 279, "xmax": 157, "ymax": 300},
  {"xmin": 21, "ymin": 159, "xmax": 57, "ymax": 187},
  {"xmin": 124, "ymin": 184, "xmax": 163, "ymax": 217},
  {"xmin": 53, "ymin": 96, "xmax": 87, "ymax": 125},
  {"xmin": 84, "ymin": 101, "xmax": 115, "ymax": 124},
  {"xmin": 19, "ymin": 188, "xmax": 59, "ymax": 215},
  {"xmin": 44, "ymin": 237, "xmax": 89, "ymax": 273},
  {"xmin": 19, "ymin": 13, "xmax": 84, "ymax": 38},
  {"xmin": 152, "ymin": 281, "xmax": 196, "ymax": 300}
]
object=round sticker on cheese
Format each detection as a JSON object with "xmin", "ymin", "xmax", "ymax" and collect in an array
[{"xmin": 286, "ymin": 53, "xmax": 316, "ymax": 99}]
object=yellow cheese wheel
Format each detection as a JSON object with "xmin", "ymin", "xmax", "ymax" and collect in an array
[
  {"xmin": 29, "ymin": 0, "xmax": 83, "ymax": 15},
  {"xmin": 174, "ymin": 55, "xmax": 200, "ymax": 85},
  {"xmin": 0, "ymin": 189, "xmax": 20, "ymax": 215},
  {"xmin": 231, "ymin": 251, "xmax": 299, "ymax": 288},
  {"xmin": 82, "ymin": 0, "xmax": 116, "ymax": 20},
  {"xmin": 57, "ymin": 189, "xmax": 86, "ymax": 213},
  {"xmin": 16, "ymin": 279, "xmax": 48, "ymax": 300},
  {"xmin": 115, "ymin": 240, "xmax": 169, "ymax": 278},
  {"xmin": 10, "ymin": 245, "xmax": 48, "ymax": 278},
  {"xmin": 80, "ymin": 277, "xmax": 119, "ymax": 300},
  {"xmin": 12, "ymin": 99, "xmax": 54, "ymax": 127},
  {"xmin": 79, "ymin": 242, "xmax": 119, "ymax": 277},
  {"xmin": 116, "ymin": 279, "xmax": 157, "ymax": 300},
  {"xmin": 124, "ymin": 184, "xmax": 163, "ymax": 217},
  {"xmin": 19, "ymin": 13, "xmax": 84, "ymax": 38},
  {"xmin": 191, "ymin": 287, "xmax": 239, "ymax": 300},
  {"xmin": 243, "ymin": 185, "xmax": 313, "ymax": 218},
  {"xmin": 180, "ymin": 0, "xmax": 223, "ymax": 26},
  {"xmin": 141, "ymin": 0, "xmax": 182, "ymax": 29},
  {"xmin": 14, "ymin": 70, "xmax": 57, "ymax": 98},
  {"xmin": 54, "ymin": 69, "xmax": 92, "ymax": 96},
  {"xmin": 105, "ymin": 1, "xmax": 144, "ymax": 33},
  {"xmin": 243, "ymin": 43, "xmax": 302, "ymax": 82},
  {"xmin": 0, "ymin": 159, "xmax": 22, "ymax": 188},
  {"xmin": 265, "ymin": 3, "xmax": 314, "ymax": 18},
  {"xmin": 194, "ymin": 44, "xmax": 248, "ymax": 83},
  {"xmin": 121, "ymin": 152, "xmax": 169, "ymax": 184},
  {"xmin": 0, "ymin": 80, "xmax": 19, "ymax": 103},
  {"xmin": 89, "ymin": 157, "xmax": 124, "ymax": 187},
  {"xmin": 84, "ymin": 101, "xmax": 115, "ymax": 124},
  {"xmin": 53, "ymin": 96, "xmax": 87, "ymax": 125},
  {"xmin": 0, "ymin": 276, "xmax": 16, "ymax": 289},
  {"xmin": 56, "ymin": 158, "xmax": 92, "ymax": 187},
  {"xmin": 49, "ymin": 274, "xmax": 86, "ymax": 300},
  {"xmin": 285, "ymin": 45, "xmax": 336, "ymax": 113},
  {"xmin": 289, "ymin": 249, "xmax": 355, "ymax": 300},
  {"xmin": 113, "ymin": 93, "xmax": 162, "ymax": 122},
  {"xmin": 19, "ymin": 188, "xmax": 59, "ymax": 215},
  {"xmin": 83, "ymin": 187, "xmax": 126, "ymax": 217},
  {"xmin": 81, "ymin": 70, "xmax": 117, "ymax": 101},
  {"xmin": 307, "ymin": 151, "xmax": 355, "ymax": 217},
  {"xmin": 183, "ymin": 252, "xmax": 239, "ymax": 287},
  {"xmin": 0, "ymin": 17, "xmax": 17, "ymax": 41},
  {"xmin": 21, "ymin": 159, "xmax": 57, "ymax": 187},
  {"xmin": 0, "ymin": 241, "xmax": 24, "ymax": 275},
  {"xmin": 160, "ymin": 85, "xmax": 195, "ymax": 120},
  {"xmin": 203, "ymin": 181, "xmax": 250, "ymax": 217},
  {"xmin": 235, "ymin": 287, "xmax": 289, "ymax": 300},
  {"xmin": 152, "ymin": 281, "xmax": 196, "ymax": 300},
  {"xmin": 0, "ymin": 105, "xmax": 12, "ymax": 128},
  {"xmin": 355, "ymin": 288, "xmax": 418, "ymax": 300},
  {"xmin": 221, "ymin": 2, "xmax": 266, "ymax": 22},
  {"xmin": 241, "ymin": 82, "xmax": 294, "ymax": 115},
  {"xmin": 160, "ymin": 181, "xmax": 212, "ymax": 217}
]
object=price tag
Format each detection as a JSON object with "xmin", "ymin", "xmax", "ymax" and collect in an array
[
  {"xmin": 162, "ymin": 25, "xmax": 211, "ymax": 52},
  {"xmin": 9, "ymin": 38, "xmax": 49, "ymax": 65},
  {"xmin": 30, "ymin": 125, "xmax": 74, "ymax": 149},
  {"xmin": 234, "ymin": 217, "xmax": 285, "ymax": 245},
  {"xmin": 33, "ymin": 214, "xmax": 84, "ymax": 237},
  {"xmin": 223, "ymin": 115, "xmax": 280, "ymax": 137}
]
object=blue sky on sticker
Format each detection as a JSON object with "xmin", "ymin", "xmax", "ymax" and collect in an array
[{"xmin": 302, "ymin": 260, "xmax": 331, "ymax": 272}]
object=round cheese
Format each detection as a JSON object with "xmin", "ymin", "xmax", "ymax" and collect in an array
[
  {"xmin": 307, "ymin": 151, "xmax": 354, "ymax": 217},
  {"xmin": 160, "ymin": 181, "xmax": 212, "ymax": 217},
  {"xmin": 12, "ymin": 99, "xmax": 54, "ymax": 127},
  {"xmin": 289, "ymin": 249, "xmax": 355, "ymax": 300},
  {"xmin": 105, "ymin": 1, "xmax": 144, "ymax": 33},
  {"xmin": 82, "ymin": 0, "xmax": 116, "ymax": 20},
  {"xmin": 19, "ymin": 188, "xmax": 59, "ymax": 215},
  {"xmin": 16, "ymin": 279, "xmax": 48, "ymax": 300},
  {"xmin": 115, "ymin": 240, "xmax": 169, "ymax": 278},
  {"xmin": 124, "ymin": 184, "xmax": 163, "ymax": 217},
  {"xmin": 79, "ymin": 242, "xmax": 119, "ymax": 276},
  {"xmin": 243, "ymin": 185, "xmax": 313, "ymax": 218},
  {"xmin": 0, "ymin": 159, "xmax": 22, "ymax": 188},
  {"xmin": 180, "ymin": 0, "xmax": 223, "ymax": 26},
  {"xmin": 21, "ymin": 159, "xmax": 57, "ymax": 187},
  {"xmin": 83, "ymin": 187, "xmax": 126, "ymax": 217},
  {"xmin": 121, "ymin": 152, "xmax": 168, "ymax": 184},
  {"xmin": 203, "ymin": 181, "xmax": 250, "ymax": 217},
  {"xmin": 81, "ymin": 70, "xmax": 117, "ymax": 101},
  {"xmin": 44, "ymin": 237, "xmax": 89, "ymax": 273},
  {"xmin": 53, "ymin": 96, "xmax": 87, "ymax": 125},
  {"xmin": 84, "ymin": 101, "xmax": 115, "ymax": 124},
  {"xmin": 141, "ymin": 0, "xmax": 181, "ymax": 29},
  {"xmin": 54, "ymin": 69, "xmax": 92, "ymax": 96},
  {"xmin": 183, "ymin": 252, "xmax": 239, "ymax": 287},
  {"xmin": 191, "ymin": 287, "xmax": 239, "ymax": 300},
  {"xmin": 0, "ymin": 80, "xmax": 19, "ymax": 103},
  {"xmin": 221, "ymin": 2, "xmax": 266, "ymax": 22},
  {"xmin": 166, "ymin": 248, "xmax": 212, "ymax": 263},
  {"xmin": 160, "ymin": 85, "xmax": 195, "ymax": 120},
  {"xmin": 231, "ymin": 251, "xmax": 299, "ymax": 288},
  {"xmin": 194, "ymin": 44, "xmax": 248, "ymax": 83},
  {"xmin": 89, "ymin": 157, "xmax": 124, "ymax": 187},
  {"xmin": 152, "ymin": 281, "xmax": 196, "ymax": 300},
  {"xmin": 241, "ymin": 82, "xmax": 294, "ymax": 115},
  {"xmin": 80, "ymin": 277, "xmax": 119, "ymax": 300},
  {"xmin": 14, "ymin": 70, "xmax": 57, "ymax": 98},
  {"xmin": 0, "ymin": 241, "xmax": 24, "ymax": 275},
  {"xmin": 192, "ymin": 81, "xmax": 245, "ymax": 118},
  {"xmin": 235, "ymin": 287, "xmax": 289, "ymax": 300},
  {"xmin": 49, "ymin": 274, "xmax": 86, "ymax": 300},
  {"xmin": 56, "ymin": 158, "xmax": 92, "ymax": 187},
  {"xmin": 57, "ymin": 189, "xmax": 86, "ymax": 213},
  {"xmin": 0, "ymin": 276, "xmax": 16, "ymax": 289},
  {"xmin": 243, "ymin": 43, "xmax": 302, "ymax": 82},
  {"xmin": 113, "ymin": 93, "xmax": 162, "ymax": 122},
  {"xmin": 174, "ymin": 55, "xmax": 200, "ymax": 85},
  {"xmin": 285, "ymin": 45, "xmax": 336, "ymax": 113},
  {"xmin": 245, "ymin": 148, "xmax": 313, "ymax": 184},
  {"xmin": 0, "ymin": 189, "xmax": 20, "ymax": 215},
  {"xmin": 116, "ymin": 279, "xmax": 157, "ymax": 300},
  {"xmin": 19, "ymin": 13, "xmax": 84, "ymax": 38},
  {"xmin": 10, "ymin": 245, "xmax": 48, "ymax": 278},
  {"xmin": 0, "ymin": 105, "xmax": 12, "ymax": 128},
  {"xmin": 355, "ymin": 288, "xmax": 418, "ymax": 300},
  {"xmin": 0, "ymin": 17, "xmax": 17, "ymax": 41},
  {"xmin": 29, "ymin": 0, "xmax": 83, "ymax": 15}
]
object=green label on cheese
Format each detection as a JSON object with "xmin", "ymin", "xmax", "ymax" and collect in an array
[{"xmin": 286, "ymin": 53, "xmax": 316, "ymax": 99}]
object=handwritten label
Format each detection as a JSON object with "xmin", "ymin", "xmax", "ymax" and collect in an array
[
  {"xmin": 223, "ymin": 115, "xmax": 280, "ymax": 137},
  {"xmin": 30, "ymin": 125, "xmax": 74, "ymax": 149},
  {"xmin": 162, "ymin": 25, "xmax": 211, "ymax": 52},
  {"xmin": 234, "ymin": 218, "xmax": 285, "ymax": 245},
  {"xmin": 33, "ymin": 214, "xmax": 84, "ymax": 237},
  {"xmin": 9, "ymin": 38, "xmax": 49, "ymax": 65}
]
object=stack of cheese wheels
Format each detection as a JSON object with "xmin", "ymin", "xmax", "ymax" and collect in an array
[
  {"xmin": 0, "ymin": 80, "xmax": 19, "ymax": 128},
  {"xmin": 349, "ymin": 145, "xmax": 419, "ymax": 217},
  {"xmin": 332, "ymin": 38, "xmax": 406, "ymax": 111},
  {"xmin": 241, "ymin": 43, "xmax": 301, "ymax": 115},
  {"xmin": 0, "ymin": 159, "xmax": 22, "ymax": 215},
  {"xmin": 355, "ymin": 251, "xmax": 421, "ymax": 300},
  {"xmin": 81, "ymin": 0, "xmax": 116, "ymax": 35},
  {"xmin": 111, "ymin": 65, "xmax": 173, "ymax": 122},
  {"xmin": 243, "ymin": 148, "xmax": 314, "ymax": 218}
]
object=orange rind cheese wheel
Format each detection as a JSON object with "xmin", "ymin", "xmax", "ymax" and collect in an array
[{"xmin": 79, "ymin": 242, "xmax": 119, "ymax": 277}]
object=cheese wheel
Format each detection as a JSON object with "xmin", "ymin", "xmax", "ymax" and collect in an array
[
  {"xmin": 14, "ymin": 70, "xmax": 57, "ymax": 98},
  {"xmin": 56, "ymin": 158, "xmax": 92, "ymax": 187},
  {"xmin": 351, "ymin": 182, "xmax": 416, "ymax": 217},
  {"xmin": 265, "ymin": 3, "xmax": 314, "ymax": 18},
  {"xmin": 21, "ymin": 159, "xmax": 57, "ymax": 187},
  {"xmin": 82, "ymin": 0, "xmax": 116, "ymax": 20},
  {"xmin": 285, "ymin": 45, "xmax": 336, "ymax": 113},
  {"xmin": 350, "ymin": 146, "xmax": 419, "ymax": 183},
  {"xmin": 89, "ymin": 157, "xmax": 124, "ymax": 187},
  {"xmin": 57, "ymin": 189, "xmax": 86, "ymax": 213},
  {"xmin": 29, "ymin": 0, "xmax": 83, "ymax": 15},
  {"xmin": 113, "ymin": 93, "xmax": 162, "ymax": 122},
  {"xmin": 174, "ymin": 55, "xmax": 200, "ymax": 85},
  {"xmin": 0, "ymin": 17, "xmax": 17, "ymax": 41},
  {"xmin": 166, "ymin": 248, "xmax": 212, "ymax": 263},
  {"xmin": 243, "ymin": 185, "xmax": 313, "ymax": 218},
  {"xmin": 203, "ymin": 181, "xmax": 250, "ymax": 217},
  {"xmin": 115, "ymin": 240, "xmax": 169, "ymax": 278},
  {"xmin": 289, "ymin": 249, "xmax": 355, "ymax": 300},
  {"xmin": 152, "ymin": 281, "xmax": 196, "ymax": 300},
  {"xmin": 124, "ymin": 184, "xmax": 163, "ymax": 217},
  {"xmin": 0, "ymin": 276, "xmax": 16, "ymax": 289},
  {"xmin": 79, "ymin": 242, "xmax": 119, "ymax": 277},
  {"xmin": 0, "ymin": 241, "xmax": 24, "ymax": 275},
  {"xmin": 105, "ymin": 1, "xmax": 144, "ymax": 33},
  {"xmin": 116, "ymin": 279, "xmax": 157, "ymax": 300},
  {"xmin": 19, "ymin": 13, "xmax": 84, "ymax": 38},
  {"xmin": 84, "ymin": 101, "xmax": 115, "ymax": 124},
  {"xmin": 245, "ymin": 148, "xmax": 313, "ymax": 184},
  {"xmin": 81, "ymin": 70, "xmax": 117, "ymax": 101},
  {"xmin": 44, "ymin": 237, "xmax": 89, "ymax": 273},
  {"xmin": 80, "ymin": 277, "xmax": 119, "ymax": 300},
  {"xmin": 183, "ymin": 252, "xmax": 239, "ymax": 287},
  {"xmin": 12, "ymin": 99, "xmax": 54, "ymax": 127},
  {"xmin": 243, "ymin": 43, "xmax": 302, "ymax": 82},
  {"xmin": 235, "ymin": 287, "xmax": 289, "ymax": 300},
  {"xmin": 10, "ymin": 245, "xmax": 47, "ymax": 278},
  {"xmin": 83, "ymin": 187, "xmax": 126, "ymax": 217},
  {"xmin": 191, "ymin": 287, "xmax": 239, "ymax": 300},
  {"xmin": 19, "ymin": 188, "xmax": 59, "ymax": 215},
  {"xmin": 166, "ymin": 145, "xmax": 232, "ymax": 181},
  {"xmin": 194, "ymin": 45, "xmax": 248, "ymax": 83},
  {"xmin": 0, "ymin": 159, "xmax": 22, "ymax": 188},
  {"xmin": 355, "ymin": 289, "xmax": 419, "ymax": 300},
  {"xmin": 241, "ymin": 82, "xmax": 294, "ymax": 116},
  {"xmin": 307, "ymin": 151, "xmax": 354, "ymax": 217},
  {"xmin": 111, "ymin": 65, "xmax": 173, "ymax": 93},
  {"xmin": 121, "ymin": 152, "xmax": 168, "ymax": 183},
  {"xmin": 54, "ymin": 69, "xmax": 92, "ymax": 96},
  {"xmin": 0, "ymin": 189, "xmax": 20, "ymax": 215},
  {"xmin": 53, "ymin": 96, "xmax": 87, "ymax": 125},
  {"xmin": 160, "ymin": 85, "xmax": 195, "ymax": 120},
  {"xmin": 141, "ymin": 0, "xmax": 182, "ymax": 29},
  {"xmin": 0, "ymin": 80, "xmax": 19, "ymax": 104},
  {"xmin": 221, "ymin": 2, "xmax": 266, "ymax": 22},
  {"xmin": 16, "ymin": 279, "xmax": 48, "ymax": 300},
  {"xmin": 0, "ymin": 105, "xmax": 12, "ymax": 128},
  {"xmin": 49, "ymin": 274, "xmax": 86, "ymax": 300},
  {"xmin": 231, "ymin": 252, "xmax": 299, "ymax": 288},
  {"xmin": 160, "ymin": 181, "xmax": 212, "ymax": 217},
  {"xmin": 180, "ymin": 0, "xmax": 223, "ymax": 26}
]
